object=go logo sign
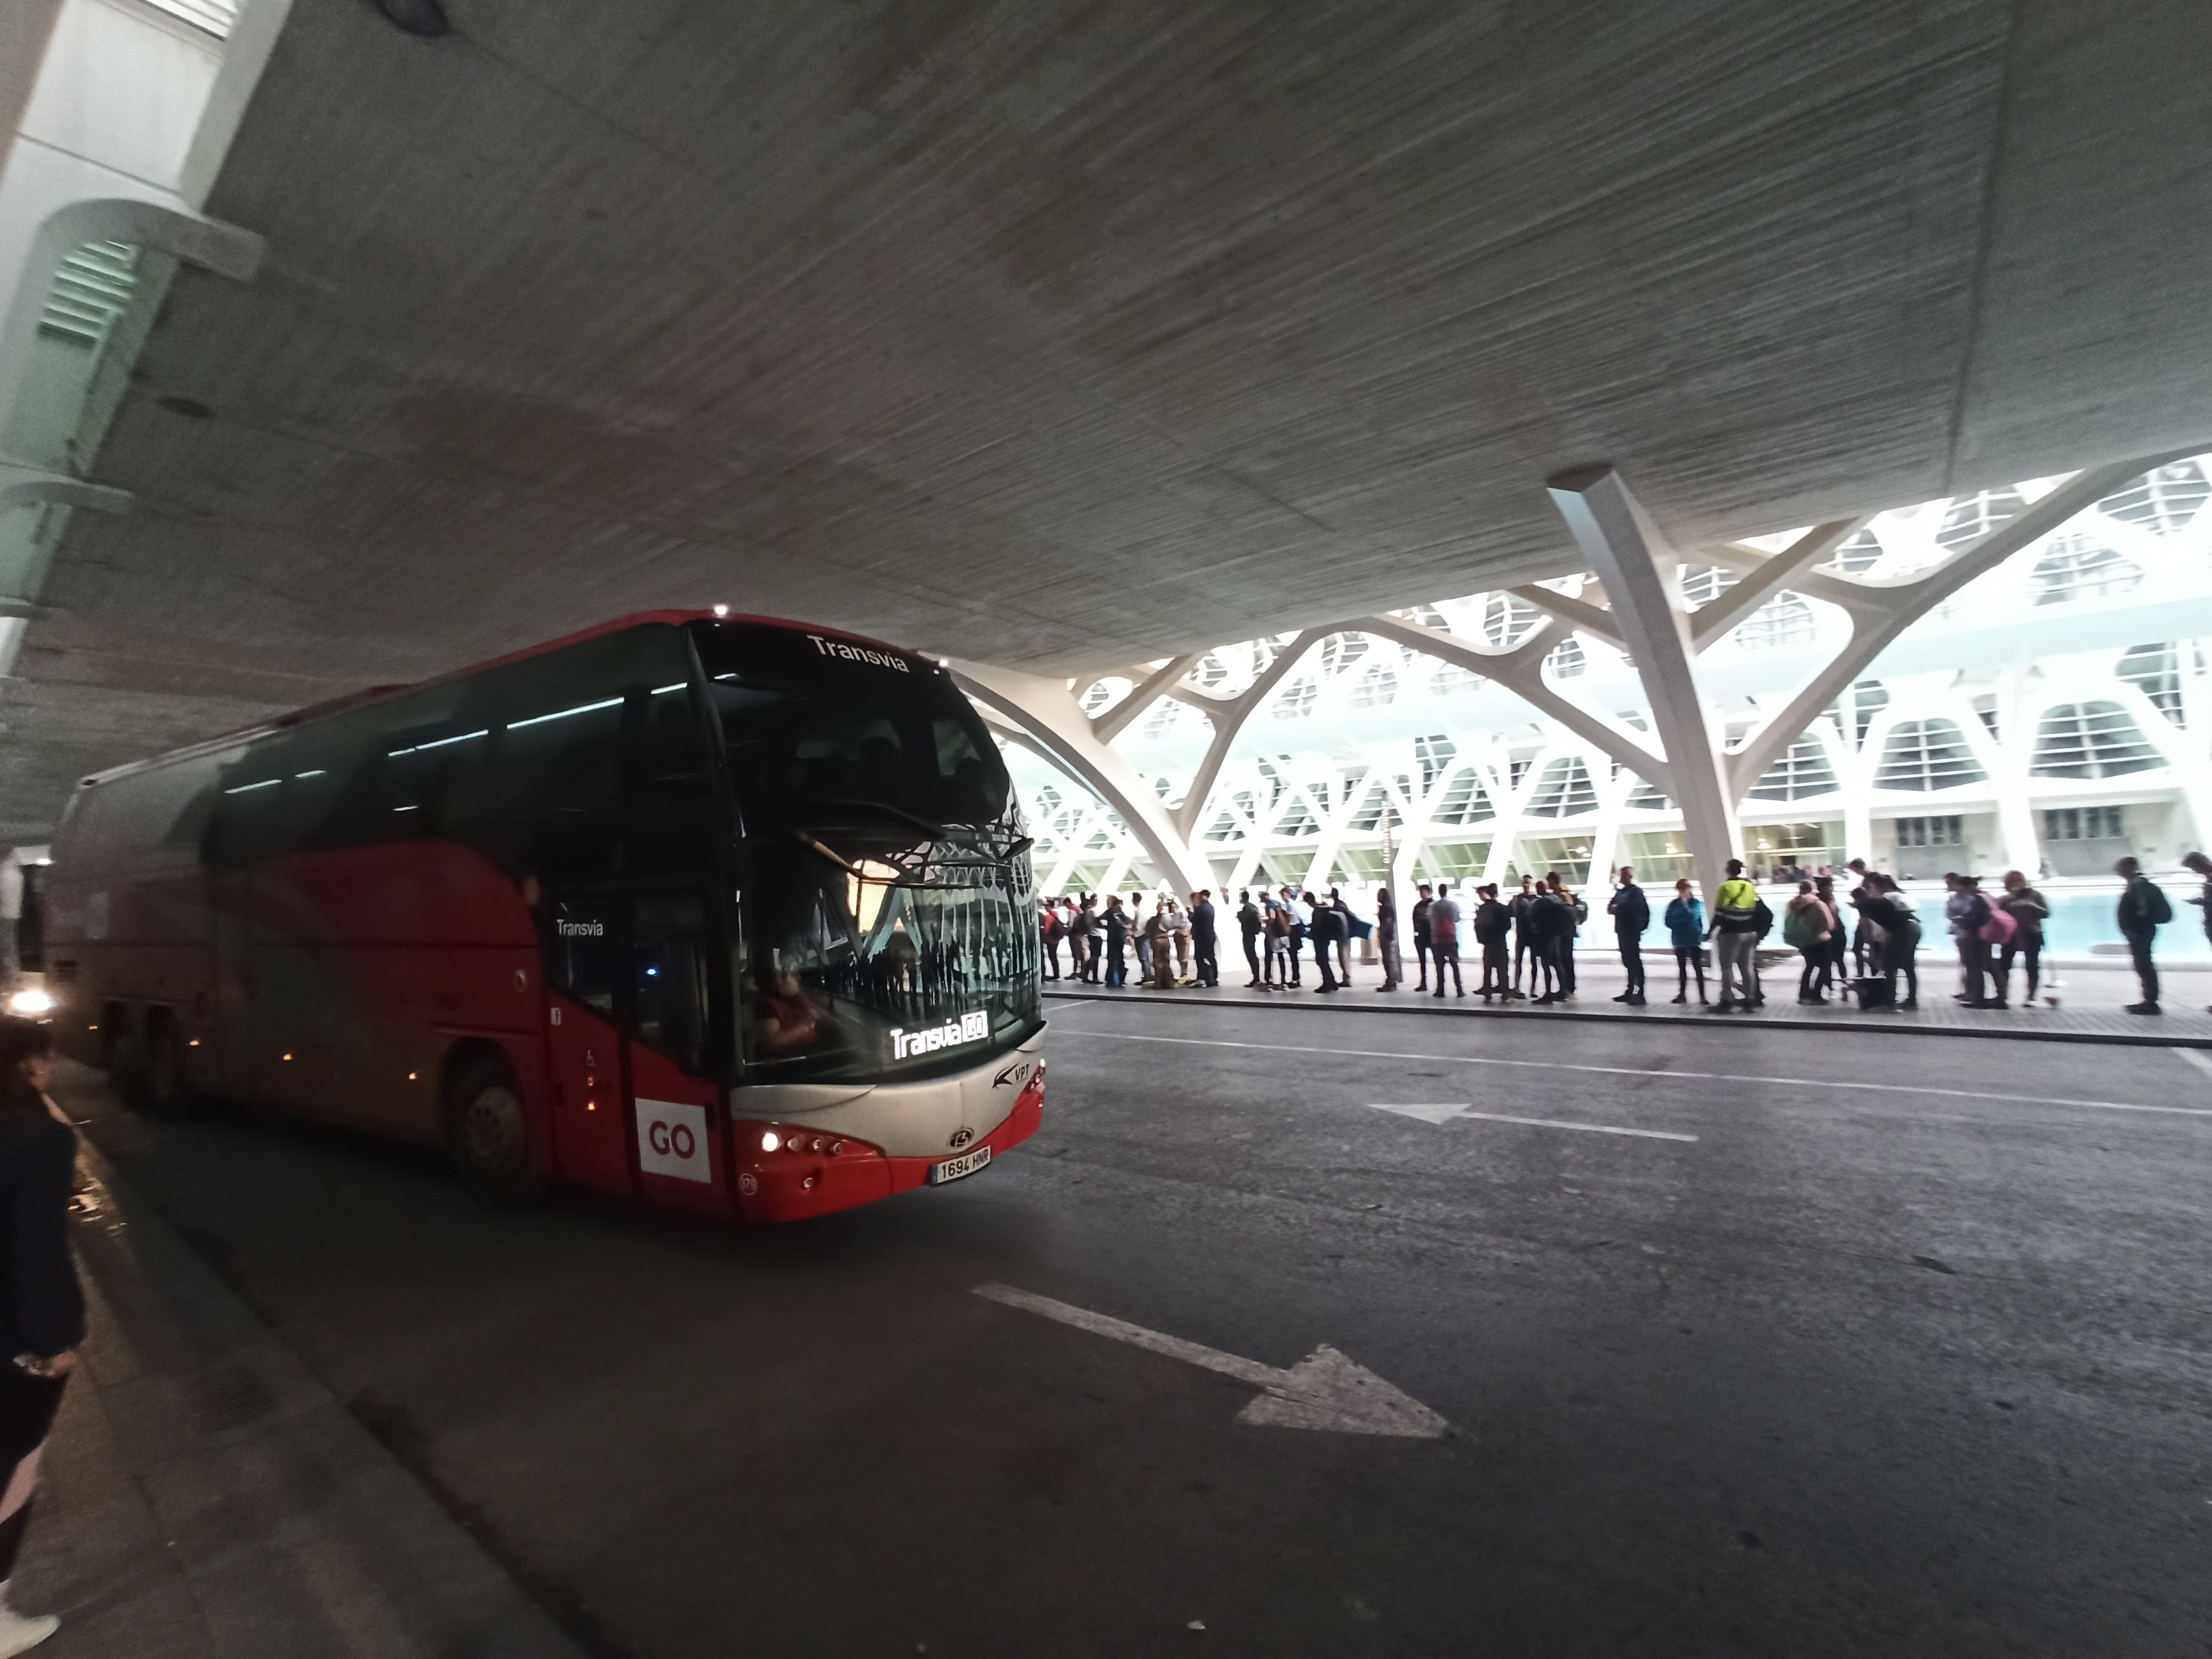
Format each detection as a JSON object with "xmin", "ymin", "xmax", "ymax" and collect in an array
[{"xmin": 636, "ymin": 1098, "xmax": 711, "ymax": 1183}]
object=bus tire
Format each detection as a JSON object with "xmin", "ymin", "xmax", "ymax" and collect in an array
[
  {"xmin": 443, "ymin": 1051, "xmax": 544, "ymax": 1208},
  {"xmin": 139, "ymin": 1015, "xmax": 196, "ymax": 1118}
]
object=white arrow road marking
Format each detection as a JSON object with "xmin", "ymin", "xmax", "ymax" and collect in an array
[
  {"xmin": 972, "ymin": 1283, "xmax": 1448, "ymax": 1439},
  {"xmin": 1371, "ymin": 1102, "xmax": 1698, "ymax": 1141}
]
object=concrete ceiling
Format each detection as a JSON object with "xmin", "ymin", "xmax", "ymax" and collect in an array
[{"xmin": 8, "ymin": 0, "xmax": 2212, "ymax": 835}]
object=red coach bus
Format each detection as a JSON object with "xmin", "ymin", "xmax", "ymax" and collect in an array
[{"xmin": 42, "ymin": 613, "xmax": 1046, "ymax": 1222}]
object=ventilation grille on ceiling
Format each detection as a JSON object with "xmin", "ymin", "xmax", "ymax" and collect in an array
[
  {"xmin": 143, "ymin": 0, "xmax": 239, "ymax": 36},
  {"xmin": 39, "ymin": 241, "xmax": 138, "ymax": 348}
]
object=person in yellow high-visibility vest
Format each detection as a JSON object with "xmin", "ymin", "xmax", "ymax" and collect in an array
[{"xmin": 1707, "ymin": 859, "xmax": 1762, "ymax": 1012}]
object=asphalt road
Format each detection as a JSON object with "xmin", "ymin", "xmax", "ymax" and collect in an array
[{"xmin": 63, "ymin": 1000, "xmax": 2212, "ymax": 1658}]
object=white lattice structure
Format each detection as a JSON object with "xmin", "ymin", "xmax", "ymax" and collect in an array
[{"xmin": 991, "ymin": 455, "xmax": 2212, "ymax": 899}]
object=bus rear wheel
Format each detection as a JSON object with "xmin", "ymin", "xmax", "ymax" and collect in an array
[{"xmin": 443, "ymin": 1053, "xmax": 543, "ymax": 1207}]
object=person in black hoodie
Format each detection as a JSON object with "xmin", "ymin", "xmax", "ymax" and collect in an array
[
  {"xmin": 0, "ymin": 1017, "xmax": 80, "ymax": 1652},
  {"xmin": 1308, "ymin": 895, "xmax": 1345, "ymax": 992},
  {"xmin": 1473, "ymin": 884, "xmax": 1513, "ymax": 1000}
]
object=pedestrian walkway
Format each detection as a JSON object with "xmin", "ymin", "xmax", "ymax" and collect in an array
[
  {"xmin": 1046, "ymin": 958, "xmax": 2212, "ymax": 1047},
  {"xmin": 14, "ymin": 1126, "xmax": 586, "ymax": 1659}
]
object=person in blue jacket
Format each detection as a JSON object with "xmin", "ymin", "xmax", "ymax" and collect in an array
[{"xmin": 1663, "ymin": 878, "xmax": 1707, "ymax": 1004}]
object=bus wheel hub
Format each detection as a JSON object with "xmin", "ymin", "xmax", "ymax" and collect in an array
[{"xmin": 462, "ymin": 1086, "xmax": 526, "ymax": 1175}]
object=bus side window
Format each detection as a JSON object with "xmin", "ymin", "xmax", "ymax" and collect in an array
[
  {"xmin": 546, "ymin": 897, "xmax": 617, "ymax": 1018},
  {"xmin": 630, "ymin": 891, "xmax": 708, "ymax": 1073}
]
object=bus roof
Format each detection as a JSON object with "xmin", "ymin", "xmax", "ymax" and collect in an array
[{"xmin": 73, "ymin": 610, "xmax": 927, "ymax": 790}]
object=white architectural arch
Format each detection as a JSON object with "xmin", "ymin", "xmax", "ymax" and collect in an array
[{"xmin": 985, "ymin": 447, "xmax": 2212, "ymax": 907}]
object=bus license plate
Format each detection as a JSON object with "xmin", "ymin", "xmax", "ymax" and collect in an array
[{"xmin": 928, "ymin": 1144, "xmax": 993, "ymax": 1185}]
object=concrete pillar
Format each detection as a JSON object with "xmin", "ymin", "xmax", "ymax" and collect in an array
[{"xmin": 1549, "ymin": 467, "xmax": 1742, "ymax": 894}]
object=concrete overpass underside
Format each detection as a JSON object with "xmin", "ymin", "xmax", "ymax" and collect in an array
[{"xmin": 7, "ymin": 0, "xmax": 2212, "ymax": 834}]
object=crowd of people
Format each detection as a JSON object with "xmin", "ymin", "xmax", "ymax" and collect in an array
[{"xmin": 1038, "ymin": 850, "xmax": 2212, "ymax": 1015}]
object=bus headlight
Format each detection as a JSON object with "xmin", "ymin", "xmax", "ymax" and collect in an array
[
  {"xmin": 6, "ymin": 989, "xmax": 55, "ymax": 1017},
  {"xmin": 760, "ymin": 1130, "xmax": 781, "ymax": 1152}
]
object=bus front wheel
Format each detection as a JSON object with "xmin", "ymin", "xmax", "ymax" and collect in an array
[{"xmin": 443, "ymin": 1052, "xmax": 544, "ymax": 1208}]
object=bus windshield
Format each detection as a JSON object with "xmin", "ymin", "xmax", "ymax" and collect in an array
[{"xmin": 690, "ymin": 621, "xmax": 1039, "ymax": 1082}]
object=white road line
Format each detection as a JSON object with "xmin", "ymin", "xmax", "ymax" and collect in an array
[
  {"xmin": 2170, "ymin": 1046, "xmax": 2212, "ymax": 1084},
  {"xmin": 1048, "ymin": 1028, "xmax": 2212, "ymax": 1118},
  {"xmin": 1372, "ymin": 1103, "xmax": 1698, "ymax": 1142},
  {"xmin": 970, "ymin": 1283, "xmax": 1448, "ymax": 1437}
]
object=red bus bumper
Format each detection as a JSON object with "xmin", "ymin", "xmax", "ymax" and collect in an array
[{"xmin": 731, "ymin": 1064, "xmax": 1045, "ymax": 1224}]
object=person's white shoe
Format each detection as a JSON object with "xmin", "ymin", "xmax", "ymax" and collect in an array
[{"xmin": 0, "ymin": 1606, "xmax": 59, "ymax": 1655}]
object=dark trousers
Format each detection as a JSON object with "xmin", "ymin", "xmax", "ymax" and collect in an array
[
  {"xmin": 1995, "ymin": 939, "xmax": 2040, "ymax": 1003},
  {"xmin": 1414, "ymin": 936, "xmax": 1431, "ymax": 987},
  {"xmin": 1286, "ymin": 933, "xmax": 1305, "ymax": 983},
  {"xmin": 1674, "ymin": 945, "xmax": 1705, "ymax": 998},
  {"xmin": 1479, "ymin": 941, "xmax": 1509, "ymax": 994},
  {"xmin": 1957, "ymin": 937, "xmax": 1988, "ymax": 1003},
  {"xmin": 1194, "ymin": 934, "xmax": 1217, "ymax": 987},
  {"xmin": 1044, "ymin": 939, "xmax": 1061, "ymax": 980},
  {"xmin": 1106, "ymin": 942, "xmax": 1126, "ymax": 987},
  {"xmin": 1799, "ymin": 945, "xmax": 1828, "ymax": 999},
  {"xmin": 1085, "ymin": 936, "xmax": 1103, "ymax": 982},
  {"xmin": 1514, "ymin": 933, "xmax": 1538, "ymax": 989},
  {"xmin": 2127, "ymin": 930, "xmax": 2158, "ymax": 1005},
  {"xmin": 0, "ymin": 1369, "xmax": 66, "ymax": 1581},
  {"xmin": 1618, "ymin": 934, "xmax": 1643, "ymax": 995},
  {"xmin": 1315, "ymin": 943, "xmax": 1338, "ymax": 990},
  {"xmin": 1555, "ymin": 937, "xmax": 1577, "ymax": 995},
  {"xmin": 1242, "ymin": 935, "xmax": 1262, "ymax": 983},
  {"xmin": 1431, "ymin": 941, "xmax": 1463, "ymax": 995},
  {"xmin": 1884, "ymin": 924, "xmax": 1920, "ymax": 1006}
]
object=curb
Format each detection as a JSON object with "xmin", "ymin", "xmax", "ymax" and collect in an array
[{"xmin": 1041, "ymin": 988, "xmax": 2212, "ymax": 1049}]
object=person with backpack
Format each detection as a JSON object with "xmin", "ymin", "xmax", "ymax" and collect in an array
[
  {"xmin": 1473, "ymin": 883, "xmax": 1513, "ymax": 999},
  {"xmin": 1427, "ymin": 882, "xmax": 1465, "ymax": 997},
  {"xmin": 1946, "ymin": 874, "xmax": 2000, "ymax": 1007},
  {"xmin": 1707, "ymin": 859, "xmax": 1760, "ymax": 1012},
  {"xmin": 1509, "ymin": 875, "xmax": 1542, "ymax": 995},
  {"xmin": 1607, "ymin": 865, "xmax": 1651, "ymax": 1006},
  {"xmin": 1237, "ymin": 889, "xmax": 1265, "ymax": 987},
  {"xmin": 1410, "ymin": 883, "xmax": 1434, "ymax": 992},
  {"xmin": 1548, "ymin": 873, "xmax": 1585, "ymax": 999},
  {"xmin": 1040, "ymin": 901, "xmax": 1064, "ymax": 981},
  {"xmin": 1994, "ymin": 869, "xmax": 2047, "ymax": 1008},
  {"xmin": 1663, "ymin": 878, "xmax": 1706, "ymax": 1004},
  {"xmin": 1854, "ymin": 874, "xmax": 1920, "ymax": 1010},
  {"xmin": 1525, "ymin": 880, "xmax": 1566, "ymax": 1002},
  {"xmin": 1784, "ymin": 879, "xmax": 1837, "ymax": 1004},
  {"xmin": 1815, "ymin": 874, "xmax": 1849, "ymax": 991},
  {"xmin": 1103, "ymin": 895, "xmax": 1129, "ymax": 988},
  {"xmin": 2115, "ymin": 855, "xmax": 2171, "ymax": 1014}
]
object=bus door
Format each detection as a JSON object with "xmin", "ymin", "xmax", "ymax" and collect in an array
[
  {"xmin": 623, "ymin": 888, "xmax": 728, "ymax": 1214},
  {"xmin": 541, "ymin": 892, "xmax": 632, "ymax": 1197}
]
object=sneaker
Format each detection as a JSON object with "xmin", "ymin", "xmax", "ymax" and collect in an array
[
  {"xmin": 2126, "ymin": 1002, "xmax": 2163, "ymax": 1015},
  {"xmin": 1710, "ymin": 1000, "xmax": 1735, "ymax": 1013},
  {"xmin": 1670, "ymin": 993, "xmax": 1687, "ymax": 1004},
  {"xmin": 1612, "ymin": 991, "xmax": 1633, "ymax": 1003},
  {"xmin": 1624, "ymin": 994, "xmax": 1645, "ymax": 1006},
  {"xmin": 1898, "ymin": 999, "xmax": 1919, "ymax": 1011},
  {"xmin": 0, "ymin": 1607, "xmax": 59, "ymax": 1656}
]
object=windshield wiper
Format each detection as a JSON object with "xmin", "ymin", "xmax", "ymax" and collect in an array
[{"xmin": 781, "ymin": 796, "xmax": 1028, "ymax": 858}]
